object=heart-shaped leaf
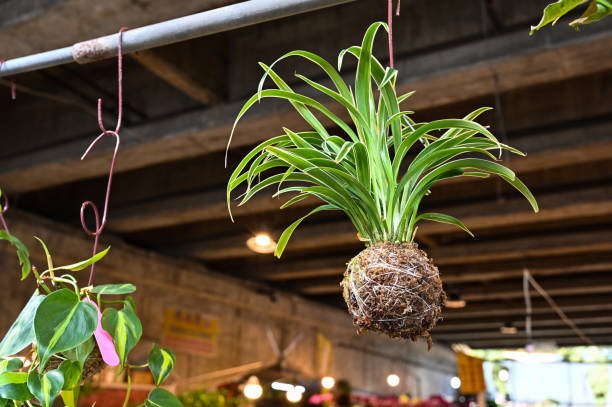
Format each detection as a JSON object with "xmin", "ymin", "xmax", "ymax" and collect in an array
[
  {"xmin": 61, "ymin": 388, "xmax": 79, "ymax": 407},
  {"xmin": 62, "ymin": 337, "xmax": 95, "ymax": 367},
  {"xmin": 34, "ymin": 289, "xmax": 98, "ymax": 368},
  {"xmin": 0, "ymin": 230, "xmax": 31, "ymax": 280},
  {"xmin": 0, "ymin": 372, "xmax": 33, "ymax": 401},
  {"xmin": 58, "ymin": 360, "xmax": 81, "ymax": 390},
  {"xmin": 0, "ymin": 290, "xmax": 45, "ymax": 357},
  {"xmin": 102, "ymin": 297, "xmax": 142, "ymax": 368},
  {"xmin": 27, "ymin": 370, "xmax": 64, "ymax": 407},
  {"xmin": 0, "ymin": 359, "xmax": 22, "ymax": 374},
  {"xmin": 145, "ymin": 388, "xmax": 183, "ymax": 407},
  {"xmin": 148, "ymin": 344, "xmax": 176, "ymax": 387},
  {"xmin": 91, "ymin": 284, "xmax": 136, "ymax": 295}
]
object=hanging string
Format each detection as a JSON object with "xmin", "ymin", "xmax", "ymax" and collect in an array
[
  {"xmin": 80, "ymin": 27, "xmax": 127, "ymax": 286},
  {"xmin": 387, "ymin": 0, "xmax": 400, "ymax": 69},
  {"xmin": 0, "ymin": 60, "xmax": 17, "ymax": 100},
  {"xmin": 0, "ymin": 191, "xmax": 10, "ymax": 233},
  {"xmin": 523, "ymin": 269, "xmax": 594, "ymax": 346}
]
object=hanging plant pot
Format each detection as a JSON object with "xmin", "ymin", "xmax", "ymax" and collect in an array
[
  {"xmin": 226, "ymin": 22, "xmax": 539, "ymax": 347},
  {"xmin": 341, "ymin": 242, "xmax": 444, "ymax": 348}
]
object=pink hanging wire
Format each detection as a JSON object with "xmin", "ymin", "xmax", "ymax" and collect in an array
[
  {"xmin": 80, "ymin": 27, "xmax": 127, "ymax": 286},
  {"xmin": 387, "ymin": 0, "xmax": 401, "ymax": 69},
  {"xmin": 0, "ymin": 59, "xmax": 13, "ymax": 234}
]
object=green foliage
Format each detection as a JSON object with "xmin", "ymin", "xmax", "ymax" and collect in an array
[
  {"xmin": 148, "ymin": 344, "xmax": 176, "ymax": 387},
  {"xmin": 91, "ymin": 283, "xmax": 136, "ymax": 295},
  {"xmin": 34, "ymin": 289, "xmax": 98, "ymax": 368},
  {"xmin": 59, "ymin": 360, "xmax": 82, "ymax": 390},
  {"xmin": 531, "ymin": 0, "xmax": 612, "ymax": 33},
  {"xmin": 27, "ymin": 370, "xmax": 64, "ymax": 407},
  {"xmin": 0, "ymin": 230, "xmax": 31, "ymax": 279},
  {"xmin": 180, "ymin": 388, "xmax": 244, "ymax": 407},
  {"xmin": 0, "ymin": 290, "xmax": 45, "ymax": 357},
  {"xmin": 146, "ymin": 388, "xmax": 183, "ymax": 407},
  {"xmin": 101, "ymin": 297, "xmax": 143, "ymax": 369},
  {"xmin": 0, "ymin": 231, "xmax": 183, "ymax": 406},
  {"xmin": 227, "ymin": 22, "xmax": 538, "ymax": 257}
]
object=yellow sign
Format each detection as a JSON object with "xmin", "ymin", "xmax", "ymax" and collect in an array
[
  {"xmin": 162, "ymin": 308, "xmax": 218, "ymax": 356},
  {"xmin": 456, "ymin": 353, "xmax": 486, "ymax": 394}
]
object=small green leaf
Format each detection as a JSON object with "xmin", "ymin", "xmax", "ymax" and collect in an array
[
  {"xmin": 34, "ymin": 289, "xmax": 98, "ymax": 368},
  {"xmin": 62, "ymin": 337, "xmax": 95, "ymax": 367},
  {"xmin": 91, "ymin": 284, "xmax": 136, "ymax": 295},
  {"xmin": 27, "ymin": 370, "xmax": 64, "ymax": 407},
  {"xmin": 0, "ymin": 372, "xmax": 33, "ymax": 401},
  {"xmin": 145, "ymin": 388, "xmax": 183, "ymax": 407},
  {"xmin": 0, "ymin": 230, "xmax": 31, "ymax": 280},
  {"xmin": 58, "ymin": 360, "xmax": 81, "ymax": 390},
  {"xmin": 0, "ymin": 290, "xmax": 45, "ymax": 357},
  {"xmin": 416, "ymin": 213, "xmax": 474, "ymax": 237},
  {"xmin": 570, "ymin": 0, "xmax": 612, "ymax": 28},
  {"xmin": 148, "ymin": 344, "xmax": 176, "ymax": 387},
  {"xmin": 530, "ymin": 0, "xmax": 588, "ymax": 34},
  {"xmin": 47, "ymin": 246, "xmax": 111, "ymax": 273},
  {"xmin": 0, "ymin": 359, "xmax": 22, "ymax": 374},
  {"xmin": 61, "ymin": 388, "xmax": 79, "ymax": 407},
  {"xmin": 102, "ymin": 298, "xmax": 142, "ymax": 368}
]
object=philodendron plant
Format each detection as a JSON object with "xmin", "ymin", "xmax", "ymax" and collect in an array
[
  {"xmin": 0, "ymin": 228, "xmax": 182, "ymax": 407},
  {"xmin": 226, "ymin": 22, "xmax": 538, "ymax": 347}
]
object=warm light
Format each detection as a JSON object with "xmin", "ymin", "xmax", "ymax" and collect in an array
[
  {"xmin": 500, "ymin": 321, "xmax": 517, "ymax": 335},
  {"xmin": 255, "ymin": 234, "xmax": 271, "ymax": 247},
  {"xmin": 272, "ymin": 382, "xmax": 294, "ymax": 392},
  {"xmin": 321, "ymin": 376, "xmax": 335, "ymax": 389},
  {"xmin": 243, "ymin": 376, "xmax": 263, "ymax": 400},
  {"xmin": 286, "ymin": 389, "xmax": 303, "ymax": 403},
  {"xmin": 445, "ymin": 292, "xmax": 466, "ymax": 309},
  {"xmin": 387, "ymin": 374, "xmax": 400, "ymax": 387},
  {"xmin": 498, "ymin": 369, "xmax": 509, "ymax": 382},
  {"xmin": 450, "ymin": 376, "xmax": 461, "ymax": 390},
  {"xmin": 246, "ymin": 233, "xmax": 277, "ymax": 254}
]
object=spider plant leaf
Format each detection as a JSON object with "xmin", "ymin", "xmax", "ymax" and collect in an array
[
  {"xmin": 355, "ymin": 22, "xmax": 386, "ymax": 126},
  {"xmin": 379, "ymin": 67, "xmax": 398, "ymax": 89},
  {"xmin": 416, "ymin": 213, "xmax": 474, "ymax": 237},
  {"xmin": 398, "ymin": 91, "xmax": 416, "ymax": 104},
  {"xmin": 500, "ymin": 173, "xmax": 539, "ymax": 212},
  {"xmin": 259, "ymin": 50, "xmax": 352, "ymax": 101},
  {"xmin": 275, "ymin": 204, "xmax": 337, "ymax": 258},
  {"xmin": 280, "ymin": 193, "xmax": 311, "ymax": 209}
]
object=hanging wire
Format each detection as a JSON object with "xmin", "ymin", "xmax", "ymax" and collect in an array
[
  {"xmin": 387, "ymin": 0, "xmax": 401, "ymax": 69},
  {"xmin": 0, "ymin": 190, "xmax": 10, "ymax": 233},
  {"xmin": 523, "ymin": 269, "xmax": 595, "ymax": 346},
  {"xmin": 80, "ymin": 27, "xmax": 127, "ymax": 286}
]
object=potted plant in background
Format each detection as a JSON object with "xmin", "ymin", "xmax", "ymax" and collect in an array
[{"xmin": 226, "ymin": 22, "xmax": 538, "ymax": 348}]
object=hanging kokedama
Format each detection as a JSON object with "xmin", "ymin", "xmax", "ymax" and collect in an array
[{"xmin": 226, "ymin": 22, "xmax": 538, "ymax": 348}]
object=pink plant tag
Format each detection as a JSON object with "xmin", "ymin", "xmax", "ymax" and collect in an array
[{"xmin": 86, "ymin": 299, "xmax": 120, "ymax": 367}]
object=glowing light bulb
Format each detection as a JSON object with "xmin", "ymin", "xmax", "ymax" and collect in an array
[
  {"xmin": 387, "ymin": 374, "xmax": 400, "ymax": 387},
  {"xmin": 246, "ymin": 233, "xmax": 277, "ymax": 254},
  {"xmin": 286, "ymin": 389, "xmax": 303, "ymax": 403},
  {"xmin": 498, "ymin": 369, "xmax": 509, "ymax": 382},
  {"xmin": 321, "ymin": 376, "xmax": 335, "ymax": 389},
  {"xmin": 255, "ymin": 234, "xmax": 271, "ymax": 247},
  {"xmin": 243, "ymin": 376, "xmax": 263, "ymax": 400},
  {"xmin": 450, "ymin": 376, "xmax": 461, "ymax": 390}
]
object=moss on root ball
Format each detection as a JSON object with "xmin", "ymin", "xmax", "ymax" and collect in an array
[{"xmin": 341, "ymin": 242, "xmax": 446, "ymax": 349}]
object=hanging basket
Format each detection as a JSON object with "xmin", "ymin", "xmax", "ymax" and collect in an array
[{"xmin": 44, "ymin": 346, "xmax": 106, "ymax": 381}]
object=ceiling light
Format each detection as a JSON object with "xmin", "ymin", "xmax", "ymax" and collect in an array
[
  {"xmin": 498, "ymin": 369, "xmax": 509, "ymax": 382},
  {"xmin": 243, "ymin": 376, "xmax": 263, "ymax": 400},
  {"xmin": 286, "ymin": 389, "xmax": 303, "ymax": 403},
  {"xmin": 387, "ymin": 374, "xmax": 400, "ymax": 387},
  {"xmin": 246, "ymin": 233, "xmax": 277, "ymax": 254},
  {"xmin": 445, "ymin": 292, "xmax": 466, "ymax": 309},
  {"xmin": 500, "ymin": 321, "xmax": 517, "ymax": 335},
  {"xmin": 321, "ymin": 376, "xmax": 335, "ymax": 389},
  {"xmin": 450, "ymin": 376, "xmax": 461, "ymax": 390}
]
